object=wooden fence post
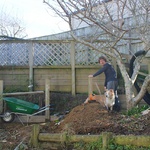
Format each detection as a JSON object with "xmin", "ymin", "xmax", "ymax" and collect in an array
[
  {"xmin": 45, "ymin": 78, "xmax": 50, "ymax": 121},
  {"xmin": 102, "ymin": 132, "xmax": 113, "ymax": 150},
  {"xmin": 30, "ymin": 124, "xmax": 40, "ymax": 148},
  {"xmin": 88, "ymin": 77, "xmax": 93, "ymax": 95},
  {"xmin": 0, "ymin": 80, "xmax": 3, "ymax": 114},
  {"xmin": 71, "ymin": 41, "xmax": 76, "ymax": 96},
  {"xmin": 29, "ymin": 42, "xmax": 34, "ymax": 91}
]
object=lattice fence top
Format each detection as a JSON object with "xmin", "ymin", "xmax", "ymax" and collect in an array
[
  {"xmin": 34, "ymin": 42, "xmax": 71, "ymax": 66},
  {"xmin": 75, "ymin": 43, "xmax": 100, "ymax": 65},
  {"xmin": 0, "ymin": 40, "xmax": 100, "ymax": 66},
  {"xmin": 0, "ymin": 42, "xmax": 29, "ymax": 66}
]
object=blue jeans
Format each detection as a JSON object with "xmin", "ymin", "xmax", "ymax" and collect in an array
[
  {"xmin": 106, "ymin": 81, "xmax": 118, "ymax": 93},
  {"xmin": 107, "ymin": 81, "xmax": 120, "ymax": 111}
]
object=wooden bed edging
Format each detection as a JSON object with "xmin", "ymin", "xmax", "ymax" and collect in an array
[
  {"xmin": 38, "ymin": 133, "xmax": 101, "ymax": 143},
  {"xmin": 30, "ymin": 124, "xmax": 150, "ymax": 149},
  {"xmin": 114, "ymin": 135, "xmax": 150, "ymax": 147}
]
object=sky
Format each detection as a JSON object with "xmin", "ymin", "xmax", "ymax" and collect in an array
[{"xmin": 0, "ymin": 0, "xmax": 70, "ymax": 38}]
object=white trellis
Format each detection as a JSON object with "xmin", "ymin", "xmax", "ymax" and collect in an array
[{"xmin": 0, "ymin": 40, "xmax": 100, "ymax": 67}]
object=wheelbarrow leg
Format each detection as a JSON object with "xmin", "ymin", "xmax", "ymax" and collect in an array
[{"xmin": 15, "ymin": 114, "xmax": 24, "ymax": 126}]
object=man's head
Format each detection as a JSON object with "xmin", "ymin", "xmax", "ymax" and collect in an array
[{"xmin": 98, "ymin": 56, "xmax": 107, "ymax": 66}]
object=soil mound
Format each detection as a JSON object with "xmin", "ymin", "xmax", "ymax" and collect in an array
[{"xmin": 48, "ymin": 102, "xmax": 150, "ymax": 135}]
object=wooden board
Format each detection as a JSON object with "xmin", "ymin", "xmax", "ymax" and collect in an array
[
  {"xmin": 14, "ymin": 115, "xmax": 59, "ymax": 123},
  {"xmin": 15, "ymin": 115, "xmax": 46, "ymax": 123}
]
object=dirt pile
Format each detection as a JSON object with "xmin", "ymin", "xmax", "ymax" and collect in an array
[
  {"xmin": 0, "ymin": 101, "xmax": 150, "ymax": 149},
  {"xmin": 45, "ymin": 102, "xmax": 150, "ymax": 135}
]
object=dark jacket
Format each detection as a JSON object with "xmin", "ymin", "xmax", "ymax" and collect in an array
[{"xmin": 93, "ymin": 63, "xmax": 117, "ymax": 87}]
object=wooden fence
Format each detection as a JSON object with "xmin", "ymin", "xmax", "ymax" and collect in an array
[
  {"xmin": 0, "ymin": 66, "xmax": 107, "ymax": 94},
  {"xmin": 0, "ymin": 40, "xmax": 149, "ymax": 96},
  {"xmin": 29, "ymin": 124, "xmax": 150, "ymax": 149}
]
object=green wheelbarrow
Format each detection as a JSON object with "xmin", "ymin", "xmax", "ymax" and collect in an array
[{"xmin": 0, "ymin": 97, "xmax": 50, "ymax": 123}]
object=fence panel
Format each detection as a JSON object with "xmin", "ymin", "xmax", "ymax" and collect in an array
[
  {"xmin": 0, "ymin": 38, "xmax": 148, "ymax": 94},
  {"xmin": 34, "ymin": 42, "xmax": 71, "ymax": 66},
  {"xmin": 0, "ymin": 42, "xmax": 29, "ymax": 66}
]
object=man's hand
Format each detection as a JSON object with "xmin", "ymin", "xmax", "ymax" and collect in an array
[{"xmin": 88, "ymin": 75, "xmax": 93, "ymax": 78}]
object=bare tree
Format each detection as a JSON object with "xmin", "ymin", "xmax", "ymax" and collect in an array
[
  {"xmin": 43, "ymin": 0, "xmax": 150, "ymax": 110},
  {"xmin": 0, "ymin": 12, "xmax": 27, "ymax": 38}
]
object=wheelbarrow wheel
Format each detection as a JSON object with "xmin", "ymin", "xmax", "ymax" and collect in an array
[{"xmin": 1, "ymin": 111, "xmax": 15, "ymax": 123}]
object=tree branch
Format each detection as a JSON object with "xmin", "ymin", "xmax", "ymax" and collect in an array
[{"xmin": 133, "ymin": 75, "xmax": 150, "ymax": 105}]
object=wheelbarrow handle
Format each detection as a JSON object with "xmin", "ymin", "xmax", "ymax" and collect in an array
[
  {"xmin": 31, "ymin": 107, "xmax": 50, "ymax": 116},
  {"xmin": 39, "ymin": 105, "xmax": 51, "ymax": 111}
]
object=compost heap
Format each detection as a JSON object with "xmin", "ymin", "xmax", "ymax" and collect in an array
[{"xmin": 45, "ymin": 102, "xmax": 150, "ymax": 135}]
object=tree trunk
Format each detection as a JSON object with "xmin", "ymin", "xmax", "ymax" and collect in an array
[
  {"xmin": 124, "ymin": 81, "xmax": 135, "ymax": 110},
  {"xmin": 116, "ymin": 59, "xmax": 134, "ymax": 110}
]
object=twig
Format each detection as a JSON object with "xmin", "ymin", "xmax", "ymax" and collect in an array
[{"xmin": 14, "ymin": 137, "xmax": 26, "ymax": 150}]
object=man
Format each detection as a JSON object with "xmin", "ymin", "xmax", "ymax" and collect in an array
[{"xmin": 88, "ymin": 56, "xmax": 120, "ymax": 111}]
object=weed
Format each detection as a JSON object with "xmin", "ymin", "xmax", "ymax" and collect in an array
[
  {"xmin": 73, "ymin": 137, "xmax": 103, "ymax": 150},
  {"xmin": 124, "ymin": 105, "xmax": 149, "ymax": 117}
]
